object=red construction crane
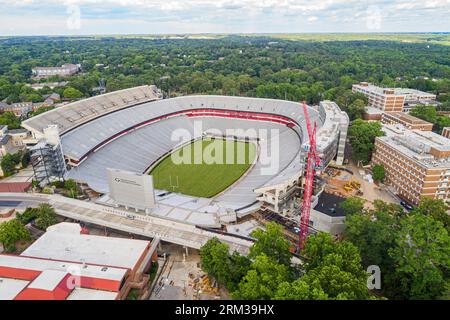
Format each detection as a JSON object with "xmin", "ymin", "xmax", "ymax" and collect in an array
[{"xmin": 298, "ymin": 101, "xmax": 322, "ymax": 251}]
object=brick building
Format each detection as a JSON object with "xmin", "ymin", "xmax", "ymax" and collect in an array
[
  {"xmin": 352, "ymin": 82, "xmax": 405, "ymax": 112},
  {"xmin": 381, "ymin": 112, "xmax": 433, "ymax": 131},
  {"xmin": 372, "ymin": 125, "xmax": 450, "ymax": 205},
  {"xmin": 32, "ymin": 63, "xmax": 80, "ymax": 78},
  {"xmin": 353, "ymin": 82, "xmax": 437, "ymax": 113}
]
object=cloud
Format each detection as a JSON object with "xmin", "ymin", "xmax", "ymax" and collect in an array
[{"xmin": 0, "ymin": 0, "xmax": 449, "ymax": 35}]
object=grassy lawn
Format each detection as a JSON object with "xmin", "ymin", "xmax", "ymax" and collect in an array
[{"xmin": 150, "ymin": 139, "xmax": 256, "ymax": 198}]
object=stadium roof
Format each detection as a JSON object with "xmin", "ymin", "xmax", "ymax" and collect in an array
[
  {"xmin": 58, "ymin": 94, "xmax": 346, "ymax": 212},
  {"xmin": 21, "ymin": 85, "xmax": 162, "ymax": 137},
  {"xmin": 22, "ymin": 88, "xmax": 347, "ymax": 216}
]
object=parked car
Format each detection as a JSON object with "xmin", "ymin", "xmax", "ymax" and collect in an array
[{"xmin": 400, "ymin": 200, "xmax": 414, "ymax": 211}]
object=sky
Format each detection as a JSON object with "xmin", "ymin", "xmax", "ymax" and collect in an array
[{"xmin": 0, "ymin": 0, "xmax": 449, "ymax": 36}]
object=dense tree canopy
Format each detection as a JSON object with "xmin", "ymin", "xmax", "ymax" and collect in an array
[
  {"xmin": 412, "ymin": 198, "xmax": 450, "ymax": 232},
  {"xmin": 410, "ymin": 104, "xmax": 450, "ymax": 133},
  {"xmin": 249, "ymin": 222, "xmax": 292, "ymax": 266},
  {"xmin": 34, "ymin": 203, "xmax": 58, "ymax": 230},
  {"xmin": 344, "ymin": 199, "xmax": 450, "ymax": 300},
  {"xmin": 348, "ymin": 120, "xmax": 385, "ymax": 164},
  {"xmin": 0, "ymin": 150, "xmax": 28, "ymax": 177},
  {"xmin": 0, "ymin": 36, "xmax": 449, "ymax": 112},
  {"xmin": 300, "ymin": 233, "xmax": 372, "ymax": 300},
  {"xmin": 0, "ymin": 219, "xmax": 30, "ymax": 252},
  {"xmin": 388, "ymin": 213, "xmax": 450, "ymax": 299},
  {"xmin": 62, "ymin": 87, "xmax": 83, "ymax": 99},
  {"xmin": 200, "ymin": 222, "xmax": 375, "ymax": 300},
  {"xmin": 339, "ymin": 196, "xmax": 366, "ymax": 216},
  {"xmin": 232, "ymin": 254, "xmax": 291, "ymax": 300},
  {"xmin": 0, "ymin": 112, "xmax": 20, "ymax": 129},
  {"xmin": 372, "ymin": 164, "xmax": 385, "ymax": 183},
  {"xmin": 200, "ymin": 237, "xmax": 251, "ymax": 292}
]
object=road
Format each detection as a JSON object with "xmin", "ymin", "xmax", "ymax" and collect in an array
[
  {"xmin": 0, "ymin": 193, "xmax": 253, "ymax": 255},
  {"xmin": 0, "ymin": 194, "xmax": 46, "ymax": 208}
]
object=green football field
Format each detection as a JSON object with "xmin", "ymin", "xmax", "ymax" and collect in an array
[{"xmin": 150, "ymin": 139, "xmax": 256, "ymax": 198}]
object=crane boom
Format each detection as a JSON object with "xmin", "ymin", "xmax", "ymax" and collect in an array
[{"xmin": 299, "ymin": 102, "xmax": 321, "ymax": 250}]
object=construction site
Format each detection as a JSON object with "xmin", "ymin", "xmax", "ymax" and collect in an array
[
  {"xmin": 323, "ymin": 167, "xmax": 363, "ymax": 197},
  {"xmin": 150, "ymin": 245, "xmax": 226, "ymax": 300}
]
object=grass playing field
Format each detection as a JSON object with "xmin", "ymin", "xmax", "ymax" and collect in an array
[{"xmin": 150, "ymin": 139, "xmax": 256, "ymax": 198}]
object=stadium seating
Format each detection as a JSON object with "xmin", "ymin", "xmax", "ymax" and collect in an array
[
  {"xmin": 21, "ymin": 85, "xmax": 162, "ymax": 136},
  {"xmin": 67, "ymin": 116, "xmax": 302, "ymax": 208},
  {"xmin": 27, "ymin": 94, "xmax": 343, "ymax": 210}
]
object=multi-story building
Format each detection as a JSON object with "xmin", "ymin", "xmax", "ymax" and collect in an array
[
  {"xmin": 372, "ymin": 125, "xmax": 450, "ymax": 205},
  {"xmin": 353, "ymin": 82, "xmax": 437, "ymax": 113},
  {"xmin": 352, "ymin": 82, "xmax": 405, "ymax": 112},
  {"xmin": 395, "ymin": 88, "xmax": 437, "ymax": 103},
  {"xmin": 381, "ymin": 112, "xmax": 433, "ymax": 131},
  {"xmin": 0, "ymin": 102, "xmax": 33, "ymax": 117},
  {"xmin": 27, "ymin": 81, "xmax": 69, "ymax": 90},
  {"xmin": 0, "ymin": 222, "xmax": 159, "ymax": 300},
  {"xmin": 32, "ymin": 63, "xmax": 81, "ymax": 78}
]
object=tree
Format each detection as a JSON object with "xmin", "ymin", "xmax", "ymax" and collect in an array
[
  {"xmin": 339, "ymin": 196, "xmax": 365, "ymax": 215},
  {"xmin": 20, "ymin": 150, "xmax": 30, "ymax": 168},
  {"xmin": 232, "ymin": 254, "xmax": 290, "ymax": 300},
  {"xmin": 344, "ymin": 207, "xmax": 398, "ymax": 272},
  {"xmin": 300, "ymin": 233, "xmax": 373, "ymax": 299},
  {"xmin": 249, "ymin": 222, "xmax": 292, "ymax": 266},
  {"xmin": 299, "ymin": 254, "xmax": 371, "ymax": 299},
  {"xmin": 348, "ymin": 119, "xmax": 385, "ymax": 164},
  {"xmin": 410, "ymin": 105, "xmax": 438, "ymax": 124},
  {"xmin": 372, "ymin": 164, "xmax": 385, "ymax": 183},
  {"xmin": 0, "ymin": 152, "xmax": 22, "ymax": 177},
  {"xmin": 0, "ymin": 112, "xmax": 20, "ymax": 129},
  {"xmin": 16, "ymin": 207, "xmax": 39, "ymax": 225},
  {"xmin": 388, "ymin": 213, "xmax": 450, "ymax": 299},
  {"xmin": 346, "ymin": 99, "xmax": 366, "ymax": 121},
  {"xmin": 410, "ymin": 104, "xmax": 450, "ymax": 133},
  {"xmin": 200, "ymin": 238, "xmax": 250, "ymax": 291},
  {"xmin": 34, "ymin": 203, "xmax": 58, "ymax": 230},
  {"xmin": 64, "ymin": 179, "xmax": 78, "ymax": 198},
  {"xmin": 274, "ymin": 279, "xmax": 329, "ymax": 300},
  {"xmin": 413, "ymin": 198, "xmax": 450, "ymax": 232},
  {"xmin": 344, "ymin": 198, "xmax": 450, "ymax": 300},
  {"xmin": 63, "ymin": 87, "xmax": 83, "ymax": 99},
  {"xmin": 29, "ymin": 106, "xmax": 54, "ymax": 117},
  {"xmin": 0, "ymin": 219, "xmax": 30, "ymax": 252}
]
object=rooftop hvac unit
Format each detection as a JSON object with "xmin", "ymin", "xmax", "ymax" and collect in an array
[{"xmin": 393, "ymin": 136, "xmax": 427, "ymax": 154}]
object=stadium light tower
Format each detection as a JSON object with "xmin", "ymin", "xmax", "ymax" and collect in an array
[{"xmin": 299, "ymin": 101, "xmax": 322, "ymax": 251}]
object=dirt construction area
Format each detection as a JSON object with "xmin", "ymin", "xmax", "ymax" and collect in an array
[
  {"xmin": 323, "ymin": 163, "xmax": 400, "ymax": 209},
  {"xmin": 150, "ymin": 244, "xmax": 229, "ymax": 300}
]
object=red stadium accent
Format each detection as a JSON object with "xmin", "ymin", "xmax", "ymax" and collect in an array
[{"xmin": 67, "ymin": 108, "xmax": 300, "ymax": 165}]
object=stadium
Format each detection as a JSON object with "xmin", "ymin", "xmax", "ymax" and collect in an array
[{"xmin": 22, "ymin": 85, "xmax": 349, "ymax": 228}]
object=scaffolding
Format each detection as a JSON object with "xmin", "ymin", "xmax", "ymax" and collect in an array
[{"xmin": 30, "ymin": 141, "xmax": 66, "ymax": 186}]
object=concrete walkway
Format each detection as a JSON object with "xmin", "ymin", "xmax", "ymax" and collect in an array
[{"xmin": 0, "ymin": 193, "xmax": 253, "ymax": 255}]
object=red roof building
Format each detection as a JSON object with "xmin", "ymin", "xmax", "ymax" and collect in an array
[{"xmin": 0, "ymin": 223, "xmax": 159, "ymax": 300}]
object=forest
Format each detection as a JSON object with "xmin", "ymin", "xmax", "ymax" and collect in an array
[{"xmin": 0, "ymin": 36, "xmax": 450, "ymax": 120}]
